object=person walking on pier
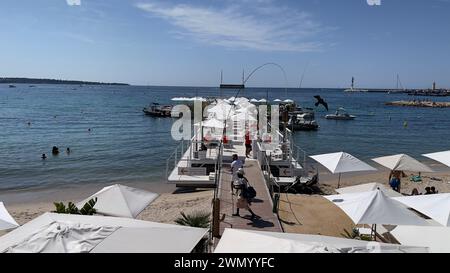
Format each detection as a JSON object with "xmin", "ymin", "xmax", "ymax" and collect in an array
[
  {"xmin": 232, "ymin": 170, "xmax": 257, "ymax": 220},
  {"xmin": 230, "ymin": 154, "xmax": 243, "ymax": 182}
]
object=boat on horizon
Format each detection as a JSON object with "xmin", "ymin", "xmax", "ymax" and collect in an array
[
  {"xmin": 344, "ymin": 77, "xmax": 368, "ymax": 92},
  {"xmin": 8, "ymin": 84, "xmax": 16, "ymax": 88}
]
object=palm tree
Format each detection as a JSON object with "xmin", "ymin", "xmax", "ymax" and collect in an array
[{"xmin": 175, "ymin": 211, "xmax": 211, "ymax": 228}]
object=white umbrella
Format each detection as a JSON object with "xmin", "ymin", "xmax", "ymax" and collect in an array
[
  {"xmin": 231, "ymin": 112, "xmax": 257, "ymax": 122},
  {"xmin": 195, "ymin": 118, "xmax": 226, "ymax": 129},
  {"xmin": 336, "ymin": 182, "xmax": 403, "ymax": 198},
  {"xmin": 273, "ymin": 99, "xmax": 282, "ymax": 102},
  {"xmin": 258, "ymin": 98, "xmax": 267, "ymax": 103},
  {"xmin": 284, "ymin": 99, "xmax": 294, "ymax": 103},
  {"xmin": 76, "ymin": 184, "xmax": 159, "ymax": 218},
  {"xmin": 310, "ymin": 152, "xmax": 377, "ymax": 188},
  {"xmin": 0, "ymin": 202, "xmax": 19, "ymax": 231},
  {"xmin": 423, "ymin": 150, "xmax": 450, "ymax": 167},
  {"xmin": 250, "ymin": 98, "xmax": 258, "ymax": 103},
  {"xmin": 0, "ymin": 213, "xmax": 207, "ymax": 253},
  {"xmin": 324, "ymin": 190, "xmax": 429, "ymax": 226},
  {"xmin": 393, "ymin": 193, "xmax": 450, "ymax": 226},
  {"xmin": 390, "ymin": 224, "xmax": 450, "ymax": 253},
  {"xmin": 214, "ymin": 228, "xmax": 428, "ymax": 253},
  {"xmin": 372, "ymin": 154, "xmax": 433, "ymax": 173}
]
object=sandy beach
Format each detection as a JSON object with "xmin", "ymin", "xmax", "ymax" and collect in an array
[{"xmin": 1, "ymin": 165, "xmax": 449, "ymax": 237}]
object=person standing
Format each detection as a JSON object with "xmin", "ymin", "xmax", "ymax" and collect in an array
[
  {"xmin": 245, "ymin": 131, "xmax": 252, "ymax": 158},
  {"xmin": 230, "ymin": 154, "xmax": 243, "ymax": 182},
  {"xmin": 389, "ymin": 170, "xmax": 404, "ymax": 193}
]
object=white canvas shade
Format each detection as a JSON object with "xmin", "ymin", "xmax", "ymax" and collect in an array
[
  {"xmin": 0, "ymin": 213, "xmax": 207, "ymax": 253},
  {"xmin": 422, "ymin": 150, "xmax": 450, "ymax": 167},
  {"xmin": 214, "ymin": 229, "xmax": 428, "ymax": 253},
  {"xmin": 324, "ymin": 190, "xmax": 430, "ymax": 226},
  {"xmin": 393, "ymin": 193, "xmax": 450, "ymax": 227},
  {"xmin": 283, "ymin": 99, "xmax": 294, "ymax": 103},
  {"xmin": 336, "ymin": 182, "xmax": 403, "ymax": 198},
  {"xmin": 372, "ymin": 154, "xmax": 433, "ymax": 173},
  {"xmin": 0, "ymin": 202, "xmax": 19, "ymax": 231},
  {"xmin": 273, "ymin": 99, "xmax": 282, "ymax": 102},
  {"xmin": 195, "ymin": 118, "xmax": 227, "ymax": 129},
  {"xmin": 390, "ymin": 223, "xmax": 450, "ymax": 253},
  {"xmin": 310, "ymin": 152, "xmax": 377, "ymax": 188},
  {"xmin": 231, "ymin": 112, "xmax": 257, "ymax": 122},
  {"xmin": 76, "ymin": 184, "xmax": 159, "ymax": 218}
]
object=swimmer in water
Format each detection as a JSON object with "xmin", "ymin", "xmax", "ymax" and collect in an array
[
  {"xmin": 66, "ymin": 147, "xmax": 71, "ymax": 154},
  {"xmin": 42, "ymin": 153, "xmax": 47, "ymax": 159}
]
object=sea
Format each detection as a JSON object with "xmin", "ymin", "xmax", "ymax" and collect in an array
[{"xmin": 0, "ymin": 84, "xmax": 449, "ymax": 191}]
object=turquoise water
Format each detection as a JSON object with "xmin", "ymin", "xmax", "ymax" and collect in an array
[{"xmin": 0, "ymin": 84, "xmax": 449, "ymax": 190}]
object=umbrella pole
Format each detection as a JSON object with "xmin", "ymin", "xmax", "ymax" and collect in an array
[
  {"xmin": 338, "ymin": 173, "xmax": 341, "ymax": 189},
  {"xmin": 371, "ymin": 224, "xmax": 377, "ymax": 241}
]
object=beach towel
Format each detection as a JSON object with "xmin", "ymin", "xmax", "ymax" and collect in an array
[{"xmin": 410, "ymin": 175, "xmax": 422, "ymax": 183}]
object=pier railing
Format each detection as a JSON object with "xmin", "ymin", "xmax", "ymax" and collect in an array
[{"xmin": 165, "ymin": 139, "xmax": 189, "ymax": 179}]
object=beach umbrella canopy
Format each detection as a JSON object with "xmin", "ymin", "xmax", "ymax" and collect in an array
[
  {"xmin": 207, "ymin": 103, "xmax": 234, "ymax": 120},
  {"xmin": 310, "ymin": 152, "xmax": 377, "ymax": 174},
  {"xmin": 258, "ymin": 98, "xmax": 267, "ymax": 103},
  {"xmin": 195, "ymin": 118, "xmax": 226, "ymax": 129},
  {"xmin": 310, "ymin": 152, "xmax": 377, "ymax": 188},
  {"xmin": 214, "ymin": 228, "xmax": 428, "ymax": 253},
  {"xmin": 422, "ymin": 150, "xmax": 450, "ymax": 167},
  {"xmin": 0, "ymin": 202, "xmax": 19, "ymax": 231},
  {"xmin": 393, "ymin": 193, "xmax": 450, "ymax": 227},
  {"xmin": 77, "ymin": 184, "xmax": 159, "ymax": 218},
  {"xmin": 372, "ymin": 154, "xmax": 433, "ymax": 172},
  {"xmin": 0, "ymin": 213, "xmax": 207, "ymax": 253},
  {"xmin": 336, "ymin": 182, "xmax": 403, "ymax": 198},
  {"xmin": 231, "ymin": 112, "xmax": 257, "ymax": 122},
  {"xmin": 283, "ymin": 99, "xmax": 294, "ymax": 103},
  {"xmin": 324, "ymin": 190, "xmax": 430, "ymax": 226},
  {"xmin": 390, "ymin": 224, "xmax": 450, "ymax": 253},
  {"xmin": 250, "ymin": 98, "xmax": 258, "ymax": 103},
  {"xmin": 273, "ymin": 99, "xmax": 282, "ymax": 102}
]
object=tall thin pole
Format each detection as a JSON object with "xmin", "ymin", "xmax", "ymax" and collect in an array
[{"xmin": 338, "ymin": 173, "xmax": 341, "ymax": 189}]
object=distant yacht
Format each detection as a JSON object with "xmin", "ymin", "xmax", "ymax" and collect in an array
[
  {"xmin": 9, "ymin": 84, "xmax": 16, "ymax": 88},
  {"xmin": 344, "ymin": 77, "xmax": 368, "ymax": 92}
]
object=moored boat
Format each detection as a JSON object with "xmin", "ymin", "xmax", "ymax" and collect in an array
[{"xmin": 325, "ymin": 107, "xmax": 356, "ymax": 120}]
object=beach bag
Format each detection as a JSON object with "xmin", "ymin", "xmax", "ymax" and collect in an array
[
  {"xmin": 243, "ymin": 186, "xmax": 257, "ymax": 199},
  {"xmin": 236, "ymin": 197, "xmax": 248, "ymax": 209}
]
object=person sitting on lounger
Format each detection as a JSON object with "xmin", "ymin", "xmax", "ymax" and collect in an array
[
  {"xmin": 424, "ymin": 187, "xmax": 432, "ymax": 195},
  {"xmin": 411, "ymin": 188, "xmax": 420, "ymax": 195},
  {"xmin": 430, "ymin": 186, "xmax": 438, "ymax": 194}
]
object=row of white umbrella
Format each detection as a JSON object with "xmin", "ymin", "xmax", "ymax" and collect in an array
[
  {"xmin": 1, "ymin": 184, "xmax": 159, "ymax": 231},
  {"xmin": 309, "ymin": 151, "xmax": 449, "ymax": 188}
]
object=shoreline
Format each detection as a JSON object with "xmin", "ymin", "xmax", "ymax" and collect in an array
[{"xmin": 1, "ymin": 166, "xmax": 449, "ymax": 236}]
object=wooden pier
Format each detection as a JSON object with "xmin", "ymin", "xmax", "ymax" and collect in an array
[
  {"xmin": 386, "ymin": 100, "xmax": 450, "ymax": 108},
  {"xmin": 216, "ymin": 156, "xmax": 283, "ymax": 237}
]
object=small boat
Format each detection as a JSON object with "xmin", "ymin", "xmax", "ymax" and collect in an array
[
  {"xmin": 143, "ymin": 103, "xmax": 174, "ymax": 117},
  {"xmin": 9, "ymin": 85, "xmax": 16, "ymax": 88},
  {"xmin": 286, "ymin": 108, "xmax": 319, "ymax": 131},
  {"xmin": 325, "ymin": 108, "xmax": 356, "ymax": 120}
]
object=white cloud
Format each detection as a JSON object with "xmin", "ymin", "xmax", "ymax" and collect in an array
[
  {"xmin": 66, "ymin": 0, "xmax": 81, "ymax": 6},
  {"xmin": 135, "ymin": 1, "xmax": 328, "ymax": 52}
]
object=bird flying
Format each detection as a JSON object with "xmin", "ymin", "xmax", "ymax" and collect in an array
[{"xmin": 314, "ymin": 95, "xmax": 329, "ymax": 111}]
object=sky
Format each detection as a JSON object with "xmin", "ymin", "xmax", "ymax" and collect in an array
[{"xmin": 0, "ymin": 0, "xmax": 449, "ymax": 88}]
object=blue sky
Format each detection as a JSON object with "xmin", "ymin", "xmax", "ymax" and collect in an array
[{"xmin": 1, "ymin": 0, "xmax": 449, "ymax": 88}]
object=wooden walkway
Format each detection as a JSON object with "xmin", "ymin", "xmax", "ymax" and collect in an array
[{"xmin": 217, "ymin": 158, "xmax": 283, "ymax": 236}]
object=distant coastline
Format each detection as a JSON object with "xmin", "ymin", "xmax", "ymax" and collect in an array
[{"xmin": 0, "ymin": 77, "xmax": 129, "ymax": 86}]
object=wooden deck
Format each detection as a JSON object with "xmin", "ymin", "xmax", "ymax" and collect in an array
[{"xmin": 217, "ymin": 158, "xmax": 283, "ymax": 236}]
